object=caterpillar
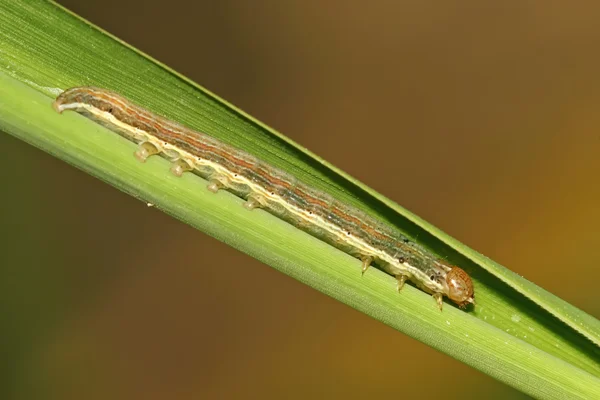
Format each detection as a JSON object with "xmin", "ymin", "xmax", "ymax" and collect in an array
[{"xmin": 53, "ymin": 87, "xmax": 475, "ymax": 310}]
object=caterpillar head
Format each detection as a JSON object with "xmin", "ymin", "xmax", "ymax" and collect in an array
[{"xmin": 446, "ymin": 266, "xmax": 475, "ymax": 309}]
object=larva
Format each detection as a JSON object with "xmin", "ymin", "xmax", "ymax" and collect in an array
[{"xmin": 53, "ymin": 87, "xmax": 475, "ymax": 310}]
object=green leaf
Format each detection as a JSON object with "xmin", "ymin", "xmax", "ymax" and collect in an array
[{"xmin": 0, "ymin": 1, "xmax": 598, "ymax": 399}]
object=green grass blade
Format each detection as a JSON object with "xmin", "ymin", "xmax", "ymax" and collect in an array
[{"xmin": 0, "ymin": 1, "xmax": 599, "ymax": 398}]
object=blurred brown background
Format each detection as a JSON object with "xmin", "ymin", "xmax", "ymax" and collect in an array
[{"xmin": 3, "ymin": 1, "xmax": 600, "ymax": 399}]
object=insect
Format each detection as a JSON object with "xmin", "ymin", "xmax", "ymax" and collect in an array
[{"xmin": 53, "ymin": 87, "xmax": 475, "ymax": 310}]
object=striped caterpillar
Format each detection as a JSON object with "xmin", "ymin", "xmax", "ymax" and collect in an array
[{"xmin": 53, "ymin": 87, "xmax": 475, "ymax": 310}]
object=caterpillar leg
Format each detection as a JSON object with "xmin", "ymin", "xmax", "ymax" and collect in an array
[
  {"xmin": 243, "ymin": 195, "xmax": 265, "ymax": 210},
  {"xmin": 170, "ymin": 159, "xmax": 193, "ymax": 177},
  {"xmin": 207, "ymin": 178, "xmax": 224, "ymax": 193},
  {"xmin": 360, "ymin": 256, "xmax": 373, "ymax": 275},
  {"xmin": 433, "ymin": 292, "xmax": 443, "ymax": 311},
  {"xmin": 134, "ymin": 142, "xmax": 159, "ymax": 162},
  {"xmin": 396, "ymin": 274, "xmax": 408, "ymax": 291}
]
